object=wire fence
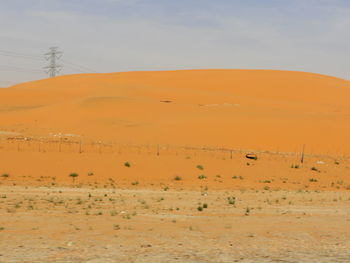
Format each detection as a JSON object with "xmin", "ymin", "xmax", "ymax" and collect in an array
[{"xmin": 1, "ymin": 135, "xmax": 347, "ymax": 162}]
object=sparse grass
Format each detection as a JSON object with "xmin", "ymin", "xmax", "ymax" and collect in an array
[
  {"xmin": 291, "ymin": 164, "xmax": 300, "ymax": 169},
  {"xmin": 131, "ymin": 181, "xmax": 139, "ymax": 186}
]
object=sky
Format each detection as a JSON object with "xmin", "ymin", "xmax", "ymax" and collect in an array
[{"xmin": 0, "ymin": 0, "xmax": 350, "ymax": 86}]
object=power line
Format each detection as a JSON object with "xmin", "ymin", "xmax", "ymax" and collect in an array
[
  {"xmin": 44, "ymin": 47, "xmax": 63, "ymax": 78},
  {"xmin": 61, "ymin": 59, "xmax": 98, "ymax": 73},
  {"xmin": 0, "ymin": 49, "xmax": 42, "ymax": 59},
  {"xmin": 0, "ymin": 66, "xmax": 43, "ymax": 73}
]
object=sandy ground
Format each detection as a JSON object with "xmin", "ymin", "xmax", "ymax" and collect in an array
[
  {"xmin": 1, "ymin": 185, "xmax": 350, "ymax": 263},
  {"xmin": 0, "ymin": 147, "xmax": 349, "ymax": 262},
  {"xmin": 1, "ymin": 70, "xmax": 350, "ymax": 262}
]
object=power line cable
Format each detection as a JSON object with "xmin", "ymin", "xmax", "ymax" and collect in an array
[
  {"xmin": 61, "ymin": 59, "xmax": 98, "ymax": 73},
  {"xmin": 0, "ymin": 65, "xmax": 43, "ymax": 73},
  {"xmin": 0, "ymin": 49, "xmax": 43, "ymax": 60}
]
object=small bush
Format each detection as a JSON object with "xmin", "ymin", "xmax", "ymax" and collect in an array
[
  {"xmin": 227, "ymin": 196, "xmax": 236, "ymax": 205},
  {"xmin": 203, "ymin": 203, "xmax": 208, "ymax": 209},
  {"xmin": 196, "ymin": 165, "xmax": 204, "ymax": 170},
  {"xmin": 309, "ymin": 178, "xmax": 318, "ymax": 182},
  {"xmin": 261, "ymin": 180, "xmax": 271, "ymax": 183},
  {"xmin": 197, "ymin": 206, "xmax": 203, "ymax": 211},
  {"xmin": 124, "ymin": 162, "xmax": 131, "ymax": 167},
  {"xmin": 311, "ymin": 167, "xmax": 319, "ymax": 172},
  {"xmin": 69, "ymin": 173, "xmax": 79, "ymax": 182},
  {"xmin": 1, "ymin": 173, "xmax": 9, "ymax": 178},
  {"xmin": 198, "ymin": 175, "xmax": 207, "ymax": 180},
  {"xmin": 131, "ymin": 181, "xmax": 139, "ymax": 185},
  {"xmin": 174, "ymin": 176, "xmax": 182, "ymax": 181}
]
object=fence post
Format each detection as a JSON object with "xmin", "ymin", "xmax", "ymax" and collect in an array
[{"xmin": 301, "ymin": 144, "xmax": 305, "ymax": 163}]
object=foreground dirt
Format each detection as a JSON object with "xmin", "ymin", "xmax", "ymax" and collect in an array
[{"xmin": 1, "ymin": 185, "xmax": 350, "ymax": 263}]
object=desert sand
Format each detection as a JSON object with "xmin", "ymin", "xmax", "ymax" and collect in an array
[
  {"xmin": 0, "ymin": 70, "xmax": 350, "ymax": 262},
  {"xmin": 1, "ymin": 69, "xmax": 350, "ymax": 154}
]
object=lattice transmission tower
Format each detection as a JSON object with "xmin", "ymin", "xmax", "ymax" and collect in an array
[{"xmin": 44, "ymin": 47, "xmax": 63, "ymax": 77}]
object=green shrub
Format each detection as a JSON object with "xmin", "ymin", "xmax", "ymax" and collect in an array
[
  {"xmin": 309, "ymin": 178, "xmax": 318, "ymax": 182},
  {"xmin": 69, "ymin": 173, "xmax": 79, "ymax": 182},
  {"xmin": 124, "ymin": 162, "xmax": 131, "ymax": 167},
  {"xmin": 174, "ymin": 176, "xmax": 182, "ymax": 181},
  {"xmin": 196, "ymin": 165, "xmax": 204, "ymax": 170},
  {"xmin": 227, "ymin": 196, "xmax": 236, "ymax": 205},
  {"xmin": 262, "ymin": 180, "xmax": 271, "ymax": 183}
]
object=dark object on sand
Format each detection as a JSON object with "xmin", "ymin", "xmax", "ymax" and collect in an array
[{"xmin": 245, "ymin": 153, "xmax": 258, "ymax": 160}]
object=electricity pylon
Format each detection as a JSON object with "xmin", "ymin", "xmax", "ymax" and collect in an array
[{"xmin": 44, "ymin": 47, "xmax": 63, "ymax": 77}]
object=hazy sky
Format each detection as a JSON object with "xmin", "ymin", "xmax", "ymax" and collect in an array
[{"xmin": 0, "ymin": 0, "xmax": 349, "ymax": 86}]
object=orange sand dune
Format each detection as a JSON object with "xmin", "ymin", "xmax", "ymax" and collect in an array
[{"xmin": 1, "ymin": 69, "xmax": 350, "ymax": 155}]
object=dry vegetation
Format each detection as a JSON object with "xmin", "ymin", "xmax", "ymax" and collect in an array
[
  {"xmin": 1, "ymin": 185, "xmax": 349, "ymax": 262},
  {"xmin": 0, "ymin": 141, "xmax": 350, "ymax": 262}
]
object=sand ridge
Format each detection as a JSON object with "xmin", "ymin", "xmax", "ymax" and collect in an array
[{"xmin": 1, "ymin": 69, "xmax": 350, "ymax": 155}]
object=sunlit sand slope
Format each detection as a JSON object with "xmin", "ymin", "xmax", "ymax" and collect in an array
[{"xmin": 1, "ymin": 70, "xmax": 350, "ymax": 154}]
